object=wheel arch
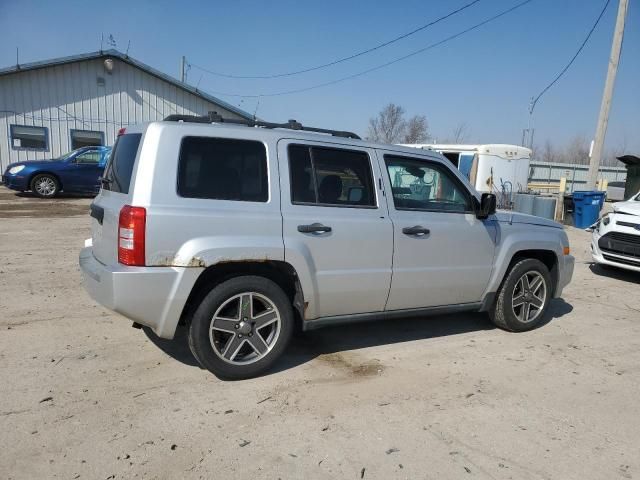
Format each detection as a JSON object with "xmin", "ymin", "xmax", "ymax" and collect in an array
[
  {"xmin": 28, "ymin": 170, "xmax": 63, "ymax": 191},
  {"xmin": 179, "ymin": 260, "xmax": 305, "ymax": 330},
  {"xmin": 508, "ymin": 249, "xmax": 559, "ymax": 290},
  {"xmin": 481, "ymin": 247, "xmax": 559, "ymax": 312}
]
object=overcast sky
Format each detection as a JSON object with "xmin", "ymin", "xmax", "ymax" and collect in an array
[{"xmin": 1, "ymin": 0, "xmax": 638, "ymax": 152}]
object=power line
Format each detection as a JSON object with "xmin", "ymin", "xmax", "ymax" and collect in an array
[
  {"xmin": 190, "ymin": 0, "xmax": 482, "ymax": 79},
  {"xmin": 530, "ymin": 0, "xmax": 611, "ymax": 113},
  {"xmin": 203, "ymin": 0, "xmax": 535, "ymax": 98}
]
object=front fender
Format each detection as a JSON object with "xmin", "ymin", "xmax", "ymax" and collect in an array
[{"xmin": 484, "ymin": 222, "xmax": 566, "ymax": 297}]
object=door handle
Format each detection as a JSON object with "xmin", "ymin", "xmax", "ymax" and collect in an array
[
  {"xmin": 402, "ymin": 225, "xmax": 430, "ymax": 236},
  {"xmin": 297, "ymin": 223, "xmax": 332, "ymax": 234}
]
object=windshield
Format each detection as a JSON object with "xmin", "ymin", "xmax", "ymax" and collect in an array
[
  {"xmin": 58, "ymin": 148, "xmax": 85, "ymax": 162},
  {"xmin": 56, "ymin": 150, "xmax": 78, "ymax": 161}
]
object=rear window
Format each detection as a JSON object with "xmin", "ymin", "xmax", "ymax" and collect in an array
[
  {"xmin": 288, "ymin": 145, "xmax": 376, "ymax": 207},
  {"xmin": 177, "ymin": 137, "xmax": 268, "ymax": 202},
  {"xmin": 102, "ymin": 134, "xmax": 142, "ymax": 194}
]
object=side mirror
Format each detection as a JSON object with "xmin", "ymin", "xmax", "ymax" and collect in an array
[{"xmin": 477, "ymin": 193, "xmax": 497, "ymax": 219}]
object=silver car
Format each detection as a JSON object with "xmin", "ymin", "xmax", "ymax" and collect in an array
[{"xmin": 79, "ymin": 116, "xmax": 574, "ymax": 379}]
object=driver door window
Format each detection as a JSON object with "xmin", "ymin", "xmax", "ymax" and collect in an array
[
  {"xmin": 385, "ymin": 156, "xmax": 471, "ymax": 213},
  {"xmin": 75, "ymin": 151, "xmax": 101, "ymax": 165}
]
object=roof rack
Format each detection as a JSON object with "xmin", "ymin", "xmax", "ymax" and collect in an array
[{"xmin": 163, "ymin": 112, "xmax": 361, "ymax": 140}]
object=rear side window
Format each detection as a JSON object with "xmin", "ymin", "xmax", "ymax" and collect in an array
[
  {"xmin": 289, "ymin": 145, "xmax": 376, "ymax": 207},
  {"xmin": 102, "ymin": 134, "xmax": 142, "ymax": 194},
  {"xmin": 178, "ymin": 137, "xmax": 268, "ymax": 202}
]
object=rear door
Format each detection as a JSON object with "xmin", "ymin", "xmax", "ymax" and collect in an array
[
  {"xmin": 379, "ymin": 151, "xmax": 497, "ymax": 310},
  {"xmin": 90, "ymin": 132, "xmax": 142, "ymax": 265},
  {"xmin": 279, "ymin": 140, "xmax": 393, "ymax": 318}
]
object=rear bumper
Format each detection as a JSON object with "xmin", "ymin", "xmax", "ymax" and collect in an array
[
  {"xmin": 591, "ymin": 231, "xmax": 640, "ymax": 273},
  {"xmin": 79, "ymin": 246, "xmax": 202, "ymax": 339}
]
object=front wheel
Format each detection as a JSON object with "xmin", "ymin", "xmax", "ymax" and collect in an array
[
  {"xmin": 30, "ymin": 174, "xmax": 59, "ymax": 198},
  {"xmin": 490, "ymin": 258, "xmax": 552, "ymax": 332},
  {"xmin": 188, "ymin": 276, "xmax": 294, "ymax": 380}
]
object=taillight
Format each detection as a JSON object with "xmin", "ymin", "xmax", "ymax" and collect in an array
[
  {"xmin": 118, "ymin": 205, "xmax": 146, "ymax": 266},
  {"xmin": 117, "ymin": 127, "xmax": 126, "ymax": 136}
]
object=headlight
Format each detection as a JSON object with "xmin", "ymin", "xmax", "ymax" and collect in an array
[{"xmin": 8, "ymin": 165, "xmax": 25, "ymax": 175}]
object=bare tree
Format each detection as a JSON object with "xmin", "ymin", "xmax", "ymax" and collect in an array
[
  {"xmin": 450, "ymin": 122, "xmax": 470, "ymax": 143},
  {"xmin": 606, "ymin": 135, "xmax": 628, "ymax": 166},
  {"xmin": 562, "ymin": 135, "xmax": 590, "ymax": 165},
  {"xmin": 403, "ymin": 115, "xmax": 429, "ymax": 143},
  {"xmin": 367, "ymin": 104, "xmax": 407, "ymax": 143},
  {"xmin": 541, "ymin": 140, "xmax": 556, "ymax": 163},
  {"xmin": 537, "ymin": 136, "xmax": 627, "ymax": 167},
  {"xmin": 530, "ymin": 143, "xmax": 540, "ymax": 162},
  {"xmin": 367, "ymin": 104, "xmax": 430, "ymax": 144}
]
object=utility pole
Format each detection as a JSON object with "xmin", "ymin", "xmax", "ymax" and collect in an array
[
  {"xmin": 181, "ymin": 56, "xmax": 186, "ymax": 83},
  {"xmin": 586, "ymin": 0, "xmax": 628, "ymax": 190},
  {"xmin": 522, "ymin": 97, "xmax": 535, "ymax": 150}
]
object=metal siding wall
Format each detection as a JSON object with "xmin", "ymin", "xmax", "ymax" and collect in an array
[
  {"xmin": 529, "ymin": 161, "xmax": 627, "ymax": 192},
  {"xmin": 0, "ymin": 57, "xmax": 243, "ymax": 171}
]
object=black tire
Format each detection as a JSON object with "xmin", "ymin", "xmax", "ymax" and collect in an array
[
  {"xmin": 188, "ymin": 276, "xmax": 294, "ymax": 380},
  {"xmin": 30, "ymin": 173, "xmax": 59, "ymax": 198},
  {"xmin": 490, "ymin": 258, "xmax": 552, "ymax": 332}
]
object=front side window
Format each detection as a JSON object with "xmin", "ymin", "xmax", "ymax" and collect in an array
[
  {"xmin": 74, "ymin": 150, "xmax": 102, "ymax": 165},
  {"xmin": 385, "ymin": 155, "xmax": 471, "ymax": 213},
  {"xmin": 289, "ymin": 145, "xmax": 376, "ymax": 207},
  {"xmin": 70, "ymin": 130, "xmax": 104, "ymax": 149},
  {"xmin": 10, "ymin": 125, "xmax": 48, "ymax": 150},
  {"xmin": 178, "ymin": 137, "xmax": 268, "ymax": 202}
]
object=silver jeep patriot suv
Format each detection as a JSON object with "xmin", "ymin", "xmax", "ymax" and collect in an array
[{"xmin": 80, "ymin": 115, "xmax": 574, "ymax": 379}]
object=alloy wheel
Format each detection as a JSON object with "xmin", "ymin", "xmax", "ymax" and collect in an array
[
  {"xmin": 209, "ymin": 292, "xmax": 281, "ymax": 365},
  {"xmin": 511, "ymin": 271, "xmax": 547, "ymax": 323},
  {"xmin": 34, "ymin": 176, "xmax": 56, "ymax": 196}
]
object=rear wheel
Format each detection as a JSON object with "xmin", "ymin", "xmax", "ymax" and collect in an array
[
  {"xmin": 490, "ymin": 258, "xmax": 552, "ymax": 332},
  {"xmin": 188, "ymin": 276, "xmax": 294, "ymax": 380},
  {"xmin": 30, "ymin": 174, "xmax": 59, "ymax": 198}
]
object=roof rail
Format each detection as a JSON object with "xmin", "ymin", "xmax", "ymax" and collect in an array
[{"xmin": 162, "ymin": 112, "xmax": 361, "ymax": 140}]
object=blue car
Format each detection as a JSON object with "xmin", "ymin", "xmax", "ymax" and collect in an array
[{"xmin": 2, "ymin": 146, "xmax": 112, "ymax": 198}]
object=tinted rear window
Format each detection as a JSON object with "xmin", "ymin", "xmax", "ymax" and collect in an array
[
  {"xmin": 102, "ymin": 134, "xmax": 142, "ymax": 194},
  {"xmin": 177, "ymin": 137, "xmax": 268, "ymax": 202}
]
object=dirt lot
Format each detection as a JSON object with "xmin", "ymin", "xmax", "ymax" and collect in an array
[{"xmin": 1, "ymin": 185, "xmax": 639, "ymax": 480}]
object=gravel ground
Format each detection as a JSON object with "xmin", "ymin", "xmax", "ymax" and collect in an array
[{"xmin": 1, "ymin": 185, "xmax": 639, "ymax": 480}]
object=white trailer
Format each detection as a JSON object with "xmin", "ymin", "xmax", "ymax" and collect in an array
[{"xmin": 400, "ymin": 144, "xmax": 531, "ymax": 195}]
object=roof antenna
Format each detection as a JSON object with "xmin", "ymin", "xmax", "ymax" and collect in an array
[
  {"xmin": 100, "ymin": 33, "xmax": 104, "ymax": 53},
  {"xmin": 253, "ymin": 98, "xmax": 260, "ymax": 121},
  {"xmin": 125, "ymin": 40, "xmax": 131, "ymax": 56},
  {"xmin": 16, "ymin": 47, "xmax": 20, "ymax": 70}
]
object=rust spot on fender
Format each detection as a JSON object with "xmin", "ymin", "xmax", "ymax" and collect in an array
[
  {"xmin": 150, "ymin": 254, "xmax": 272, "ymax": 267},
  {"xmin": 186, "ymin": 256, "xmax": 206, "ymax": 267}
]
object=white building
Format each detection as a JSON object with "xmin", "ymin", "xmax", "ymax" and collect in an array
[{"xmin": 0, "ymin": 49, "xmax": 252, "ymax": 171}]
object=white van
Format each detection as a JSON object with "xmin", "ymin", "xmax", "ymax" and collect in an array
[{"xmin": 401, "ymin": 144, "xmax": 531, "ymax": 194}]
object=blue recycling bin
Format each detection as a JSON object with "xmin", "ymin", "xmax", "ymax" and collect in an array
[{"xmin": 572, "ymin": 191, "xmax": 606, "ymax": 228}]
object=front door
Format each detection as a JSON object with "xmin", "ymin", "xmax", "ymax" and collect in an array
[
  {"xmin": 279, "ymin": 140, "xmax": 393, "ymax": 319},
  {"xmin": 65, "ymin": 149, "xmax": 104, "ymax": 192},
  {"xmin": 379, "ymin": 151, "xmax": 497, "ymax": 310}
]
